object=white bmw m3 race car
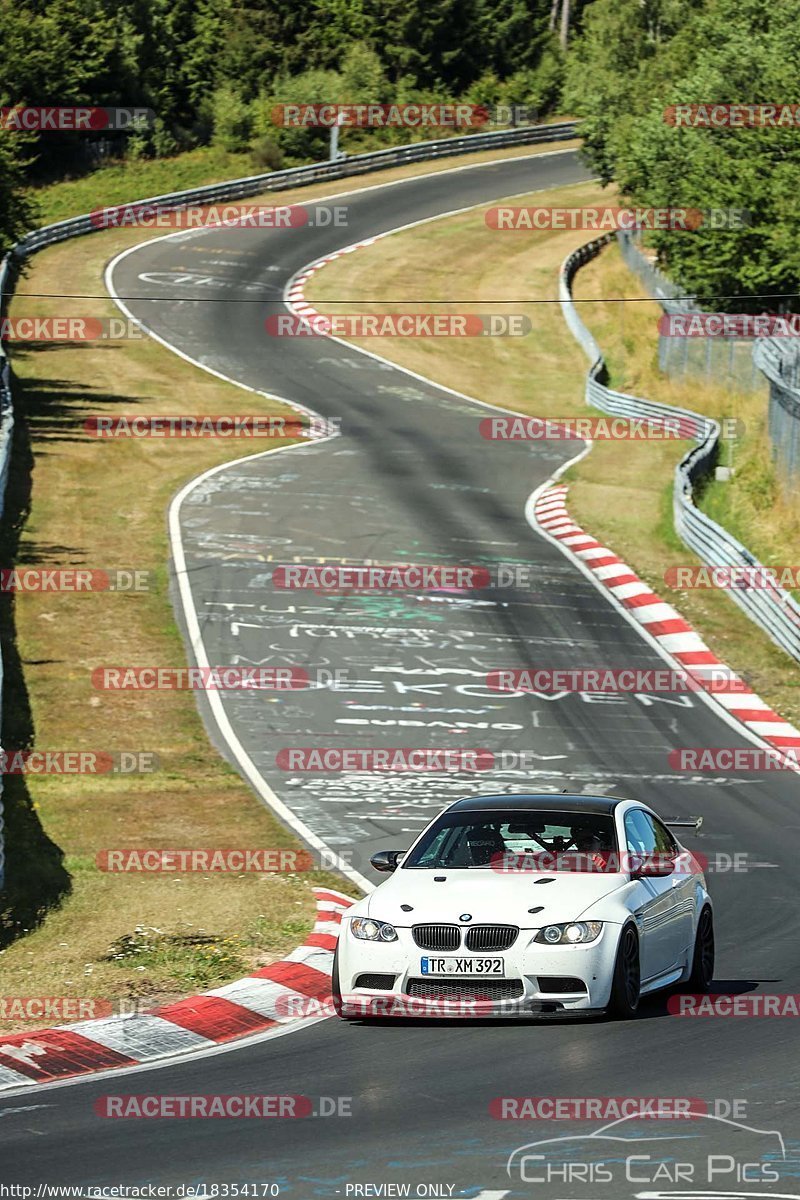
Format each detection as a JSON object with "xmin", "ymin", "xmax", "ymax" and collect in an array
[{"xmin": 333, "ymin": 793, "xmax": 714, "ymax": 1019}]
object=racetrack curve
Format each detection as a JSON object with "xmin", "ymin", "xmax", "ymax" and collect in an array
[{"xmin": 2, "ymin": 149, "xmax": 799, "ymax": 1199}]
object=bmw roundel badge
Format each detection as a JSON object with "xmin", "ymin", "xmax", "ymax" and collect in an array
[{"xmin": 460, "ymin": 913, "xmax": 472, "ymax": 921}]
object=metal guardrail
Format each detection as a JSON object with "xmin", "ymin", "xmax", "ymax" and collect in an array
[
  {"xmin": 0, "ymin": 256, "xmax": 13, "ymax": 889},
  {"xmin": 0, "ymin": 120, "xmax": 578, "ymax": 894},
  {"xmin": 560, "ymin": 233, "xmax": 800, "ymax": 664}
]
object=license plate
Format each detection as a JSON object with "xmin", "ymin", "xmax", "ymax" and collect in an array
[{"xmin": 420, "ymin": 956, "xmax": 503, "ymax": 976}]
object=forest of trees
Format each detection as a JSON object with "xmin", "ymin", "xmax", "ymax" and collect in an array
[
  {"xmin": 1, "ymin": 0, "xmax": 800, "ymax": 308},
  {"xmin": 0, "ymin": 0, "xmax": 567, "ymax": 175},
  {"xmin": 563, "ymin": 0, "xmax": 800, "ymax": 311}
]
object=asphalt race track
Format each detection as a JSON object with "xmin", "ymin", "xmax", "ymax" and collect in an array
[{"xmin": 2, "ymin": 149, "xmax": 799, "ymax": 1198}]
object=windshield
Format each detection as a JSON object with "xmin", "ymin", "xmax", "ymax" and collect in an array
[{"xmin": 402, "ymin": 809, "xmax": 619, "ymax": 870}]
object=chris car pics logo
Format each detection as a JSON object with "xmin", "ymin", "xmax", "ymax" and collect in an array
[{"xmin": 506, "ymin": 1111, "xmax": 786, "ymax": 1190}]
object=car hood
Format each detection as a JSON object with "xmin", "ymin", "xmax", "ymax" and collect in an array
[{"xmin": 364, "ymin": 869, "xmax": 629, "ymax": 927}]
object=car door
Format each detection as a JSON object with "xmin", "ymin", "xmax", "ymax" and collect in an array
[
  {"xmin": 624, "ymin": 809, "xmax": 682, "ymax": 981},
  {"xmin": 651, "ymin": 815, "xmax": 696, "ymax": 966}
]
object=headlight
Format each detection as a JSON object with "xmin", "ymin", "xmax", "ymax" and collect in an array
[
  {"xmin": 351, "ymin": 917, "xmax": 398, "ymax": 942},
  {"xmin": 534, "ymin": 921, "xmax": 602, "ymax": 945}
]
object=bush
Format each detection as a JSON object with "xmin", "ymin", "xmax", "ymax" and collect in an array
[
  {"xmin": 210, "ymin": 84, "xmax": 253, "ymax": 153},
  {"xmin": 265, "ymin": 68, "xmax": 341, "ymax": 162},
  {"xmin": 151, "ymin": 118, "xmax": 179, "ymax": 159},
  {"xmin": 125, "ymin": 132, "xmax": 151, "ymax": 161},
  {"xmin": 250, "ymin": 135, "xmax": 284, "ymax": 171}
]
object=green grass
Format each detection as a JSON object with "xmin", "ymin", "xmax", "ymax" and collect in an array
[{"xmin": 27, "ymin": 146, "xmax": 258, "ymax": 226}]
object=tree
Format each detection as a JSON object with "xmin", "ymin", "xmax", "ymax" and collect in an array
[
  {"xmin": 0, "ymin": 130, "xmax": 38, "ymax": 255},
  {"xmin": 595, "ymin": 0, "xmax": 800, "ymax": 309},
  {"xmin": 563, "ymin": 0, "xmax": 697, "ymax": 183}
]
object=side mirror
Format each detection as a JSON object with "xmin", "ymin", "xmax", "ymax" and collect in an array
[
  {"xmin": 631, "ymin": 854, "xmax": 675, "ymax": 879},
  {"xmin": 370, "ymin": 850, "xmax": 405, "ymax": 873}
]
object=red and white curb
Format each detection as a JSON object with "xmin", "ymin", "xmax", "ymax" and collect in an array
[
  {"xmin": 286, "ymin": 239, "xmax": 378, "ymax": 321},
  {"xmin": 0, "ymin": 887, "xmax": 352, "ymax": 1091},
  {"xmin": 533, "ymin": 484, "xmax": 800, "ymax": 761}
]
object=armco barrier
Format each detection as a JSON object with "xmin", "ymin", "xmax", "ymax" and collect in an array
[
  {"xmin": 0, "ymin": 120, "xmax": 578, "ymax": 896},
  {"xmin": 560, "ymin": 232, "xmax": 800, "ymax": 664},
  {"xmin": 0, "ymin": 345, "xmax": 10, "ymax": 892},
  {"xmin": 0, "ymin": 254, "xmax": 13, "ymax": 889}
]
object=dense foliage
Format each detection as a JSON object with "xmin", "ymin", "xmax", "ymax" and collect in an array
[
  {"xmin": 1, "ymin": 0, "xmax": 798, "ymax": 308},
  {"xmin": 0, "ymin": 0, "xmax": 568, "ymax": 249},
  {"xmin": 566, "ymin": 0, "xmax": 800, "ymax": 310}
]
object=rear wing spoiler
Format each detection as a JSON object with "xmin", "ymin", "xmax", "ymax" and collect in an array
[{"xmin": 665, "ymin": 817, "xmax": 704, "ymax": 833}]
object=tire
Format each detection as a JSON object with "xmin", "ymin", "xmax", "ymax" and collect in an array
[
  {"xmin": 686, "ymin": 907, "xmax": 715, "ymax": 992},
  {"xmin": 331, "ymin": 944, "xmax": 346, "ymax": 1018},
  {"xmin": 608, "ymin": 925, "xmax": 640, "ymax": 1019}
]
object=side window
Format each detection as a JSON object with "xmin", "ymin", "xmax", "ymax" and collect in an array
[
  {"xmin": 650, "ymin": 817, "xmax": 678, "ymax": 856},
  {"xmin": 624, "ymin": 809, "xmax": 657, "ymax": 856}
]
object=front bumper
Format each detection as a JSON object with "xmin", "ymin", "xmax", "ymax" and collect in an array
[{"xmin": 337, "ymin": 922, "xmax": 622, "ymax": 1017}]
